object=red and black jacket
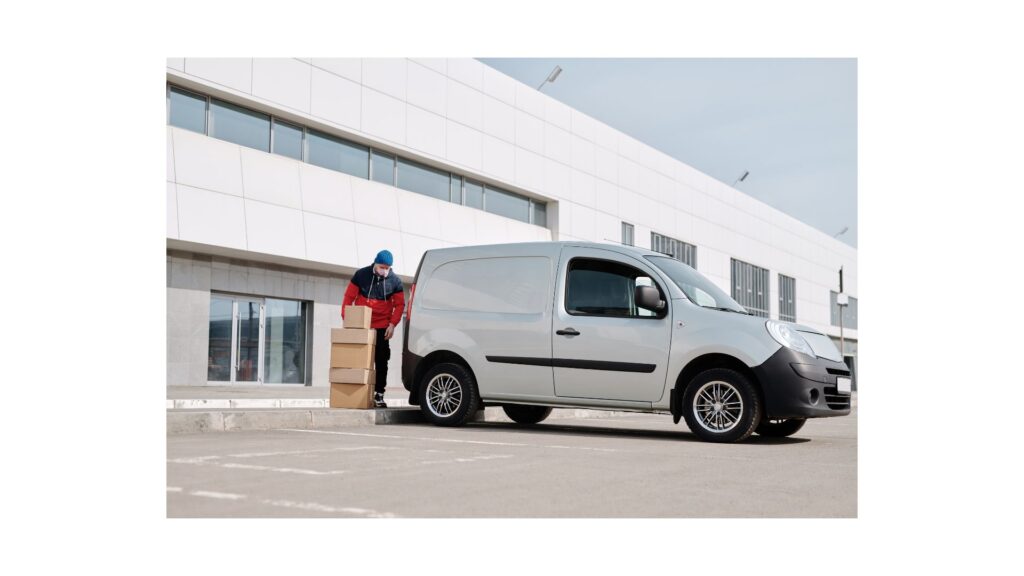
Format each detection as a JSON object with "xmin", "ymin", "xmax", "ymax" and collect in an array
[{"xmin": 342, "ymin": 265, "xmax": 405, "ymax": 329}]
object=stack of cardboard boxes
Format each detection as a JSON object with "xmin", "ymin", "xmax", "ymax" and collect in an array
[{"xmin": 329, "ymin": 305, "xmax": 376, "ymax": 409}]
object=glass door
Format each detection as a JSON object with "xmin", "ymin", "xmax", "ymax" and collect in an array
[
  {"xmin": 208, "ymin": 295, "xmax": 265, "ymax": 384},
  {"xmin": 263, "ymin": 298, "xmax": 307, "ymax": 384},
  {"xmin": 208, "ymin": 294, "xmax": 308, "ymax": 385},
  {"xmin": 208, "ymin": 296, "xmax": 234, "ymax": 382},
  {"xmin": 233, "ymin": 298, "xmax": 264, "ymax": 383}
]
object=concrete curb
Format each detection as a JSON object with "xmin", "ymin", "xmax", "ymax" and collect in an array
[
  {"xmin": 169, "ymin": 405, "xmax": 658, "ymax": 435},
  {"xmin": 166, "ymin": 398, "xmax": 412, "ymax": 410}
]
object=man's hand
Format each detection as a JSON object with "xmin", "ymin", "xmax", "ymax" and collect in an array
[{"xmin": 384, "ymin": 324, "xmax": 395, "ymax": 340}]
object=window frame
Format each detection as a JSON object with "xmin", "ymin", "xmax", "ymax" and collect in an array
[
  {"xmin": 731, "ymin": 258, "xmax": 770, "ymax": 318},
  {"xmin": 483, "ymin": 184, "xmax": 531, "ymax": 224},
  {"xmin": 622, "ymin": 222, "xmax": 635, "ymax": 246},
  {"xmin": 208, "ymin": 96, "xmax": 272, "ymax": 152},
  {"xmin": 397, "ymin": 156, "xmax": 451, "ymax": 201},
  {"xmin": 166, "ymin": 83, "xmax": 550, "ymax": 228},
  {"xmin": 370, "ymin": 149, "xmax": 397, "ymax": 186},
  {"xmin": 563, "ymin": 257, "xmax": 668, "ymax": 320},
  {"xmin": 271, "ymin": 119, "xmax": 305, "ymax": 161},
  {"xmin": 651, "ymin": 231, "xmax": 696, "ymax": 268},
  {"xmin": 167, "ymin": 85, "xmax": 210, "ymax": 135},
  {"xmin": 779, "ymin": 273, "xmax": 796, "ymax": 322}
]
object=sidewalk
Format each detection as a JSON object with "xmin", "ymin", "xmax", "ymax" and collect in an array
[
  {"xmin": 166, "ymin": 385, "xmax": 411, "ymax": 409},
  {"xmin": 167, "ymin": 385, "xmax": 420, "ymax": 434},
  {"xmin": 167, "ymin": 385, "xmax": 857, "ymax": 435}
]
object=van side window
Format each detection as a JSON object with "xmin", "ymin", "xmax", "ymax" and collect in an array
[{"xmin": 566, "ymin": 258, "xmax": 663, "ymax": 318}]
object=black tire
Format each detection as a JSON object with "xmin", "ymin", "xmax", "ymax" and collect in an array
[
  {"xmin": 418, "ymin": 362, "xmax": 480, "ymax": 427},
  {"xmin": 755, "ymin": 417, "xmax": 807, "ymax": 437},
  {"xmin": 502, "ymin": 405, "xmax": 553, "ymax": 425},
  {"xmin": 681, "ymin": 368, "xmax": 762, "ymax": 443}
]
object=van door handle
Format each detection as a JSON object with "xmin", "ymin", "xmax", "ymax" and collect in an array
[{"xmin": 556, "ymin": 328, "xmax": 581, "ymax": 336}]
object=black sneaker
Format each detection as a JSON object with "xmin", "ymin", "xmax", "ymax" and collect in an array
[{"xmin": 374, "ymin": 392, "xmax": 387, "ymax": 408}]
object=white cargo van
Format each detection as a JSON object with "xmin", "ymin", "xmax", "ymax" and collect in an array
[{"xmin": 401, "ymin": 242, "xmax": 851, "ymax": 443}]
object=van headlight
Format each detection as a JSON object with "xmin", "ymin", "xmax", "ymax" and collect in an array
[{"xmin": 766, "ymin": 320, "xmax": 815, "ymax": 357}]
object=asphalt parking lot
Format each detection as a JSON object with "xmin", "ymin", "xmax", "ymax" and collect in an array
[{"xmin": 167, "ymin": 407, "xmax": 856, "ymax": 518}]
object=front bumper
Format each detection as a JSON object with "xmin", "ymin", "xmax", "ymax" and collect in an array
[{"xmin": 751, "ymin": 347, "xmax": 853, "ymax": 419}]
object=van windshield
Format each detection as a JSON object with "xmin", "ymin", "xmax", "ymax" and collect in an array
[{"xmin": 645, "ymin": 256, "xmax": 749, "ymax": 314}]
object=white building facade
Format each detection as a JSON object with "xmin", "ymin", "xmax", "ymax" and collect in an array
[{"xmin": 166, "ymin": 58, "xmax": 858, "ymax": 390}]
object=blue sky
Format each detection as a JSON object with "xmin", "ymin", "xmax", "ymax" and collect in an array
[{"xmin": 479, "ymin": 58, "xmax": 857, "ymax": 247}]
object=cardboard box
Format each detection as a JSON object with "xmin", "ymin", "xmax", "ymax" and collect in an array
[
  {"xmin": 331, "ymin": 328, "xmax": 375, "ymax": 345},
  {"xmin": 330, "ymin": 343, "xmax": 375, "ymax": 369},
  {"xmin": 343, "ymin": 305, "xmax": 372, "ymax": 329},
  {"xmin": 329, "ymin": 368, "xmax": 375, "ymax": 385},
  {"xmin": 330, "ymin": 382, "xmax": 374, "ymax": 409}
]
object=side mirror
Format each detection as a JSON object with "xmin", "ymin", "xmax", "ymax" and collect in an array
[{"xmin": 635, "ymin": 285, "xmax": 666, "ymax": 313}]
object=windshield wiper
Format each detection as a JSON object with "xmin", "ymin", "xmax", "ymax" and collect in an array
[{"xmin": 702, "ymin": 305, "xmax": 750, "ymax": 315}]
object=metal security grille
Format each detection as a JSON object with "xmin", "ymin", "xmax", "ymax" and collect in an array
[
  {"xmin": 830, "ymin": 291, "xmax": 858, "ymax": 329},
  {"xmin": 779, "ymin": 274, "xmax": 796, "ymax": 322},
  {"xmin": 731, "ymin": 258, "xmax": 770, "ymax": 317},
  {"xmin": 622, "ymin": 222, "xmax": 634, "ymax": 246},
  {"xmin": 651, "ymin": 232, "xmax": 697, "ymax": 268}
]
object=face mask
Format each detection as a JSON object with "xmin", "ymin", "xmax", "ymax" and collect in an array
[{"xmin": 375, "ymin": 266, "xmax": 390, "ymax": 278}]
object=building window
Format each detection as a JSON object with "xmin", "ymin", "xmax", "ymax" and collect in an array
[
  {"xmin": 305, "ymin": 128, "xmax": 369, "ymax": 179},
  {"xmin": 371, "ymin": 150, "xmax": 397, "ymax": 186},
  {"xmin": 207, "ymin": 294, "xmax": 310, "ymax": 384},
  {"xmin": 209, "ymin": 98, "xmax": 271, "ymax": 152},
  {"xmin": 485, "ymin": 186, "xmax": 531, "ymax": 223},
  {"xmin": 830, "ymin": 291, "xmax": 858, "ymax": 329},
  {"xmin": 652, "ymin": 232, "xmax": 696, "ymax": 268},
  {"xmin": 464, "ymin": 179, "xmax": 484, "ymax": 209},
  {"xmin": 731, "ymin": 258, "xmax": 770, "ymax": 318},
  {"xmin": 566, "ymin": 258, "xmax": 663, "ymax": 319},
  {"xmin": 397, "ymin": 158, "xmax": 450, "ymax": 201},
  {"xmin": 450, "ymin": 175, "xmax": 463, "ymax": 204},
  {"xmin": 532, "ymin": 202, "xmax": 547, "ymax": 227},
  {"xmin": 167, "ymin": 83, "xmax": 549, "ymax": 228},
  {"xmin": 779, "ymin": 274, "xmax": 796, "ymax": 322},
  {"xmin": 272, "ymin": 120, "xmax": 303, "ymax": 161},
  {"xmin": 622, "ymin": 222, "xmax": 634, "ymax": 246},
  {"xmin": 168, "ymin": 86, "xmax": 207, "ymax": 134}
]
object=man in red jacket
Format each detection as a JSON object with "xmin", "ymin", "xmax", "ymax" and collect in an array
[{"xmin": 342, "ymin": 250, "xmax": 405, "ymax": 408}]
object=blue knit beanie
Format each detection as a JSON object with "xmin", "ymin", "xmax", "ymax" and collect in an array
[{"xmin": 374, "ymin": 250, "xmax": 394, "ymax": 266}]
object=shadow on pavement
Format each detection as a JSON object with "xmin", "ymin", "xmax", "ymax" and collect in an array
[{"xmin": 460, "ymin": 421, "xmax": 812, "ymax": 445}]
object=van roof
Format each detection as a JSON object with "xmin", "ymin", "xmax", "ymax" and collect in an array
[{"xmin": 422, "ymin": 241, "xmax": 667, "ymax": 260}]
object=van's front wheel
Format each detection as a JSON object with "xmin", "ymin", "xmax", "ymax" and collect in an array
[
  {"xmin": 419, "ymin": 363, "xmax": 480, "ymax": 427},
  {"xmin": 682, "ymin": 368, "xmax": 762, "ymax": 443}
]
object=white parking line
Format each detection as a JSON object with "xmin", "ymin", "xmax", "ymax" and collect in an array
[
  {"xmin": 175, "ymin": 489, "xmax": 394, "ymax": 517},
  {"xmin": 279, "ymin": 428, "xmax": 621, "ymax": 453},
  {"xmin": 218, "ymin": 462, "xmax": 347, "ymax": 476},
  {"xmin": 168, "ymin": 458, "xmax": 347, "ymax": 476},
  {"xmin": 418, "ymin": 454, "xmax": 514, "ymax": 465},
  {"xmin": 227, "ymin": 446, "xmax": 395, "ymax": 459},
  {"xmin": 190, "ymin": 490, "xmax": 247, "ymax": 501},
  {"xmin": 166, "ymin": 486, "xmax": 183, "ymax": 493},
  {"xmin": 260, "ymin": 499, "xmax": 394, "ymax": 518}
]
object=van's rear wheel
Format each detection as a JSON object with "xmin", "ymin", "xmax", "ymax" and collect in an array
[
  {"xmin": 755, "ymin": 417, "xmax": 806, "ymax": 437},
  {"xmin": 419, "ymin": 363, "xmax": 480, "ymax": 427},
  {"xmin": 682, "ymin": 368, "xmax": 761, "ymax": 443},
  {"xmin": 502, "ymin": 405, "xmax": 552, "ymax": 425}
]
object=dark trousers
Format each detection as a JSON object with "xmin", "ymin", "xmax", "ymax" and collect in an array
[{"xmin": 374, "ymin": 328, "xmax": 391, "ymax": 394}]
